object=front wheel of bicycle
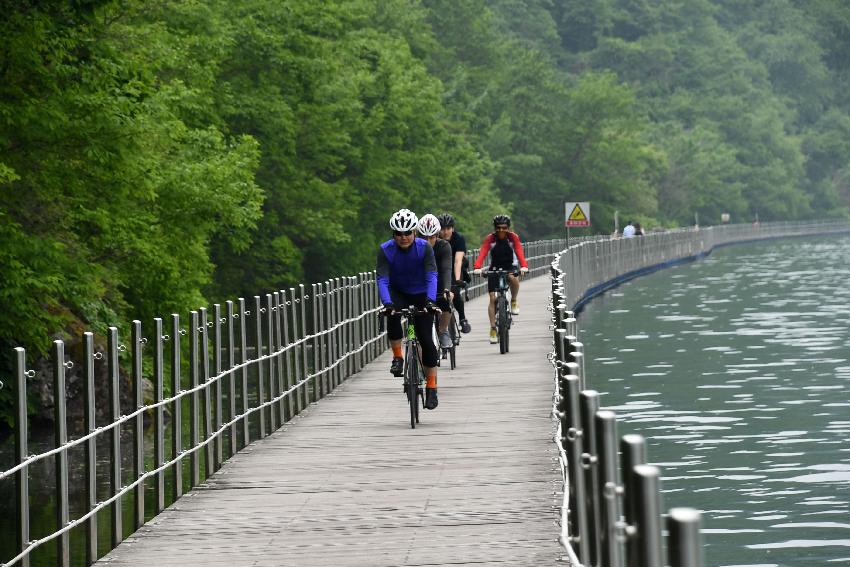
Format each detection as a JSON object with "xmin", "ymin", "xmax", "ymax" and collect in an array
[
  {"xmin": 406, "ymin": 350, "xmax": 419, "ymax": 429},
  {"xmin": 408, "ymin": 372, "xmax": 418, "ymax": 428},
  {"xmin": 504, "ymin": 303, "xmax": 511, "ymax": 353},
  {"xmin": 497, "ymin": 295, "xmax": 508, "ymax": 355},
  {"xmin": 449, "ymin": 318, "xmax": 458, "ymax": 369}
]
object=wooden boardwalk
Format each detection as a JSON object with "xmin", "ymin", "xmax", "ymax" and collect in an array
[{"xmin": 97, "ymin": 276, "xmax": 564, "ymax": 566}]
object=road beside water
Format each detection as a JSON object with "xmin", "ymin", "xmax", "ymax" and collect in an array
[{"xmin": 579, "ymin": 235, "xmax": 850, "ymax": 567}]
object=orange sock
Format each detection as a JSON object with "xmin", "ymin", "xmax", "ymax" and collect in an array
[
  {"xmin": 392, "ymin": 345, "xmax": 402, "ymax": 358},
  {"xmin": 426, "ymin": 373, "xmax": 437, "ymax": 389}
]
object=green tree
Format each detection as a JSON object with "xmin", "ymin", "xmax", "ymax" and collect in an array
[{"xmin": 0, "ymin": 0, "xmax": 262, "ymax": 423}]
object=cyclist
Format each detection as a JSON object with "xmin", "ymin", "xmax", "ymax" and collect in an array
[
  {"xmin": 417, "ymin": 214, "xmax": 454, "ymax": 350},
  {"xmin": 472, "ymin": 214, "xmax": 529, "ymax": 344},
  {"xmin": 437, "ymin": 213, "xmax": 472, "ymax": 334},
  {"xmin": 376, "ymin": 209, "xmax": 441, "ymax": 410}
]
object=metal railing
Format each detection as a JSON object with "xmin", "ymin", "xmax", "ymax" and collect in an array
[
  {"xmin": 3, "ymin": 278, "xmax": 387, "ymax": 567},
  {"xmin": 3, "ymin": 220, "xmax": 847, "ymax": 566},
  {"xmin": 548, "ymin": 218, "xmax": 850, "ymax": 567},
  {"xmin": 560, "ymin": 219, "xmax": 850, "ymax": 312},
  {"xmin": 0, "ymin": 235, "xmax": 570, "ymax": 567}
]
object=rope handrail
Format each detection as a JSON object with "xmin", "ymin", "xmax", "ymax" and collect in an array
[{"xmin": 0, "ymin": 303, "xmax": 385, "ymax": 482}]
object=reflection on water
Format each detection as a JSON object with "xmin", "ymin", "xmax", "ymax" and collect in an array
[{"xmin": 579, "ymin": 235, "xmax": 850, "ymax": 567}]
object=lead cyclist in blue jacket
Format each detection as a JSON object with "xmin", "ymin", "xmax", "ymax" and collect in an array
[{"xmin": 376, "ymin": 209, "xmax": 441, "ymax": 410}]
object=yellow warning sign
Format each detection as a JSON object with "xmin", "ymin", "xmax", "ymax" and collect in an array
[
  {"xmin": 569, "ymin": 205, "xmax": 587, "ymax": 222},
  {"xmin": 565, "ymin": 202, "xmax": 590, "ymax": 227}
]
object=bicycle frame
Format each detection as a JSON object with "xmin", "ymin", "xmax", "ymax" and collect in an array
[
  {"xmin": 483, "ymin": 268, "xmax": 518, "ymax": 354},
  {"xmin": 395, "ymin": 307, "xmax": 428, "ymax": 428},
  {"xmin": 436, "ymin": 292, "xmax": 461, "ymax": 369}
]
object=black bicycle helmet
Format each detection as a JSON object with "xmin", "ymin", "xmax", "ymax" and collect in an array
[
  {"xmin": 437, "ymin": 213, "xmax": 455, "ymax": 228},
  {"xmin": 493, "ymin": 214, "xmax": 511, "ymax": 227}
]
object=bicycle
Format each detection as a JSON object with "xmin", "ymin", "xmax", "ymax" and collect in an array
[
  {"xmin": 437, "ymin": 289, "xmax": 462, "ymax": 370},
  {"xmin": 384, "ymin": 306, "xmax": 435, "ymax": 428},
  {"xmin": 481, "ymin": 268, "xmax": 518, "ymax": 355}
]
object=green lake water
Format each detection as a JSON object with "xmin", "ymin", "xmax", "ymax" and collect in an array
[{"xmin": 578, "ymin": 235, "xmax": 850, "ymax": 567}]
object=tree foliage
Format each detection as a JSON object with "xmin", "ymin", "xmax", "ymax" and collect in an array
[{"xmin": 2, "ymin": 0, "xmax": 850, "ymax": 424}]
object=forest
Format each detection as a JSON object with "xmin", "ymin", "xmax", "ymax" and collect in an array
[{"xmin": 2, "ymin": 0, "xmax": 850, "ymax": 423}]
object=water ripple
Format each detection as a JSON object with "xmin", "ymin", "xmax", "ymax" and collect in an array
[{"xmin": 581, "ymin": 236, "xmax": 850, "ymax": 566}]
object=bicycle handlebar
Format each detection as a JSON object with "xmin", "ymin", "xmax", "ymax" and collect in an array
[
  {"xmin": 475, "ymin": 268, "xmax": 521, "ymax": 277},
  {"xmin": 381, "ymin": 305, "xmax": 441, "ymax": 317}
]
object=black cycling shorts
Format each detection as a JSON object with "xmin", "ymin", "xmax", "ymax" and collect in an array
[
  {"xmin": 487, "ymin": 271, "xmax": 515, "ymax": 293},
  {"xmin": 385, "ymin": 289, "xmax": 438, "ymax": 367}
]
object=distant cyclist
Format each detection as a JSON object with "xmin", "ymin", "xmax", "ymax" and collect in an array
[
  {"xmin": 473, "ymin": 214, "xmax": 529, "ymax": 344},
  {"xmin": 376, "ymin": 209, "xmax": 441, "ymax": 410},
  {"xmin": 437, "ymin": 213, "xmax": 472, "ymax": 334},
  {"xmin": 417, "ymin": 214, "xmax": 454, "ymax": 350}
]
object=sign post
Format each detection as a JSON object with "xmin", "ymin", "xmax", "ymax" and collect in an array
[{"xmin": 565, "ymin": 202, "xmax": 591, "ymax": 249}]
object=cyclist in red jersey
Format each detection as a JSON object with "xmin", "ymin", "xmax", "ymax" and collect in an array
[{"xmin": 472, "ymin": 214, "xmax": 529, "ymax": 344}]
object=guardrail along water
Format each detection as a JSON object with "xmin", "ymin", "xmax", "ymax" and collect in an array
[
  {"xmin": 579, "ymin": 234, "xmax": 850, "ymax": 566},
  {"xmin": 549, "ymin": 219, "xmax": 850, "ymax": 567}
]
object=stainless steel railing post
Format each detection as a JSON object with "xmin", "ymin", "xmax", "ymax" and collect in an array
[
  {"xmin": 281, "ymin": 289, "xmax": 294, "ymax": 420},
  {"xmin": 667, "ymin": 508, "xmax": 703, "ymax": 567},
  {"xmin": 621, "ymin": 434, "xmax": 647, "ymax": 566},
  {"xmin": 53, "ymin": 340, "xmax": 70, "ymax": 567},
  {"xmin": 131, "ymin": 320, "xmax": 145, "ymax": 529},
  {"xmin": 213, "ymin": 304, "xmax": 224, "ymax": 469},
  {"xmin": 153, "ymin": 320, "xmax": 165, "ymax": 513},
  {"xmin": 189, "ymin": 310, "xmax": 200, "ymax": 484},
  {"xmin": 108, "ymin": 327, "xmax": 123, "ymax": 547},
  {"xmin": 14, "ymin": 348, "xmax": 30, "ymax": 567},
  {"xmin": 572, "ymin": 342, "xmax": 586, "ymax": 390},
  {"xmin": 355, "ymin": 274, "xmax": 364, "ymax": 373},
  {"xmin": 275, "ymin": 291, "xmax": 287, "ymax": 421},
  {"xmin": 226, "ymin": 301, "xmax": 237, "ymax": 456},
  {"xmin": 334, "ymin": 278, "xmax": 343, "ymax": 386},
  {"xmin": 320, "ymin": 282, "xmax": 329, "ymax": 393},
  {"xmin": 299, "ymin": 284, "xmax": 310, "ymax": 406},
  {"xmin": 171, "ymin": 314, "xmax": 183, "ymax": 500},
  {"xmin": 564, "ymin": 374, "xmax": 590, "ymax": 563},
  {"xmin": 342, "ymin": 277, "xmax": 348, "ymax": 378},
  {"xmin": 200, "ymin": 307, "xmax": 213, "ymax": 480},
  {"xmin": 83, "ymin": 333, "xmax": 99, "ymax": 562},
  {"xmin": 632, "ymin": 464, "xmax": 664, "ymax": 567},
  {"xmin": 596, "ymin": 410, "xmax": 623, "ymax": 567},
  {"xmin": 555, "ymin": 328, "xmax": 566, "ymax": 364},
  {"xmin": 253, "ymin": 297, "xmax": 266, "ymax": 439},
  {"xmin": 311, "ymin": 284, "xmax": 322, "ymax": 401},
  {"xmin": 290, "ymin": 286, "xmax": 304, "ymax": 411},
  {"xmin": 266, "ymin": 294, "xmax": 278, "ymax": 431},
  {"xmin": 238, "ymin": 298, "xmax": 250, "ymax": 447},
  {"xmin": 580, "ymin": 390, "xmax": 602, "ymax": 567}
]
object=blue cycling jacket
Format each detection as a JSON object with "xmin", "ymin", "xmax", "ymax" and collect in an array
[{"xmin": 376, "ymin": 238, "xmax": 437, "ymax": 304}]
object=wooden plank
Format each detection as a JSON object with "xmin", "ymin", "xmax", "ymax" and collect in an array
[{"xmin": 96, "ymin": 276, "xmax": 566, "ymax": 566}]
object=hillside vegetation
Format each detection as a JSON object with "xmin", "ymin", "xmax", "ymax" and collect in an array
[{"xmin": 2, "ymin": 0, "xmax": 849, "ymax": 422}]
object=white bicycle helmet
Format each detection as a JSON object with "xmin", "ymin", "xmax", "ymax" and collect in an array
[
  {"xmin": 389, "ymin": 209, "xmax": 418, "ymax": 232},
  {"xmin": 416, "ymin": 214, "xmax": 441, "ymax": 237}
]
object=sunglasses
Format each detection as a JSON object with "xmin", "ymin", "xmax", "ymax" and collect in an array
[
  {"xmin": 495, "ymin": 225, "xmax": 509, "ymax": 231},
  {"xmin": 393, "ymin": 230, "xmax": 413, "ymax": 237}
]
